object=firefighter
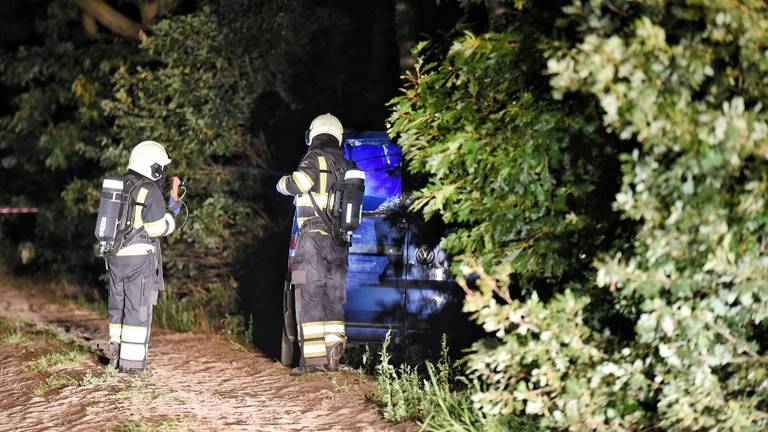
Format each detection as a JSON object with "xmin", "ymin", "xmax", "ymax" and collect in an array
[
  {"xmin": 277, "ymin": 113, "xmax": 357, "ymax": 373},
  {"xmin": 106, "ymin": 140, "xmax": 179, "ymax": 373}
]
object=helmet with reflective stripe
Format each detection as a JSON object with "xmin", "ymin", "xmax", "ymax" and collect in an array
[
  {"xmin": 128, "ymin": 141, "xmax": 171, "ymax": 180},
  {"xmin": 307, "ymin": 113, "xmax": 343, "ymax": 145}
]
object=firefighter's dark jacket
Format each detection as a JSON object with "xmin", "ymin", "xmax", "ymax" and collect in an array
[
  {"xmin": 276, "ymin": 134, "xmax": 358, "ymax": 231},
  {"xmin": 116, "ymin": 171, "xmax": 175, "ymax": 256}
]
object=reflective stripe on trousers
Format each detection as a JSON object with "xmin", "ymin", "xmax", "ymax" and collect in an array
[
  {"xmin": 120, "ymin": 324, "xmax": 149, "ymax": 364},
  {"xmin": 301, "ymin": 320, "xmax": 346, "ymax": 358},
  {"xmin": 324, "ymin": 321, "xmax": 345, "ymax": 347},
  {"xmin": 109, "ymin": 323, "xmax": 122, "ymax": 344}
]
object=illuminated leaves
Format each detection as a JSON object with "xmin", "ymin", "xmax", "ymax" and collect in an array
[{"xmin": 393, "ymin": 1, "xmax": 768, "ymax": 430}]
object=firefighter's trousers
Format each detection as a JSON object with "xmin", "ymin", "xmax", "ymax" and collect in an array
[
  {"xmin": 107, "ymin": 252, "xmax": 160, "ymax": 370},
  {"xmin": 292, "ymin": 229, "xmax": 349, "ymax": 367}
]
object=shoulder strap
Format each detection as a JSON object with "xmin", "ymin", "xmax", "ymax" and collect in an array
[
  {"xmin": 303, "ymin": 151, "xmax": 349, "ymax": 245},
  {"xmin": 313, "ymin": 150, "xmax": 350, "ymax": 182},
  {"xmin": 306, "ymin": 150, "xmax": 346, "ymax": 177},
  {"xmin": 117, "ymin": 176, "xmax": 154, "ymax": 246},
  {"xmin": 328, "ymin": 154, "xmax": 348, "ymax": 182},
  {"xmin": 304, "ymin": 150, "xmax": 341, "ymax": 196}
]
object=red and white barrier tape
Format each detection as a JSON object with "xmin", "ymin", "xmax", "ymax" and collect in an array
[{"xmin": 0, "ymin": 207, "xmax": 39, "ymax": 214}]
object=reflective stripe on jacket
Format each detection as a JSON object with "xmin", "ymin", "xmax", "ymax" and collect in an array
[{"xmin": 276, "ymin": 144, "xmax": 358, "ymax": 233}]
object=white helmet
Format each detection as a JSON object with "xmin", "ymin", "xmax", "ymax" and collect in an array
[
  {"xmin": 127, "ymin": 140, "xmax": 171, "ymax": 180},
  {"xmin": 307, "ymin": 113, "xmax": 343, "ymax": 145}
]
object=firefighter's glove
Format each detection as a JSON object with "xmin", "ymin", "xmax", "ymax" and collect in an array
[
  {"xmin": 276, "ymin": 176, "xmax": 290, "ymax": 195},
  {"xmin": 168, "ymin": 196, "xmax": 182, "ymax": 217}
]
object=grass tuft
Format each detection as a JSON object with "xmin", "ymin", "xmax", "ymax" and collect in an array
[
  {"xmin": 0, "ymin": 318, "xmax": 62, "ymax": 345},
  {"xmin": 374, "ymin": 332, "xmax": 426, "ymax": 422},
  {"xmin": 26, "ymin": 345, "xmax": 93, "ymax": 373},
  {"xmin": 79, "ymin": 366, "xmax": 119, "ymax": 386},
  {"xmin": 371, "ymin": 332, "xmax": 542, "ymax": 431},
  {"xmin": 31, "ymin": 374, "xmax": 78, "ymax": 397},
  {"xmin": 31, "ymin": 366, "xmax": 120, "ymax": 397},
  {"xmin": 1, "ymin": 323, "xmax": 30, "ymax": 345},
  {"xmin": 221, "ymin": 313, "xmax": 255, "ymax": 351}
]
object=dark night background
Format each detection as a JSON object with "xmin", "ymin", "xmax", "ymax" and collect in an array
[
  {"xmin": 2, "ymin": 3, "xmax": 765, "ymax": 430},
  {"xmin": 0, "ymin": 0, "xmax": 486, "ymax": 357}
]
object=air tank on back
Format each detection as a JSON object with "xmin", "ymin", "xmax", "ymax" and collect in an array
[
  {"xmin": 95, "ymin": 176, "xmax": 124, "ymax": 252},
  {"xmin": 339, "ymin": 169, "xmax": 365, "ymax": 232}
]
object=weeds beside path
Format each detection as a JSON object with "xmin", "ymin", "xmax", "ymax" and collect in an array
[{"xmin": 0, "ymin": 281, "xmax": 415, "ymax": 432}]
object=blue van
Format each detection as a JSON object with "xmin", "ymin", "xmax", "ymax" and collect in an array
[{"xmin": 281, "ymin": 132, "xmax": 459, "ymax": 365}]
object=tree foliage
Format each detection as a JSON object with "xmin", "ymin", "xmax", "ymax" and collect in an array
[
  {"xmin": 549, "ymin": 1, "xmax": 768, "ymax": 429},
  {"xmin": 0, "ymin": 2, "xmax": 130, "ymax": 277},
  {"xmin": 389, "ymin": 30, "xmax": 621, "ymax": 290},
  {"xmin": 0, "ymin": 0, "xmax": 325, "ymax": 323},
  {"xmin": 100, "ymin": 0, "xmax": 322, "ymax": 311},
  {"xmin": 389, "ymin": 1, "xmax": 768, "ymax": 430}
]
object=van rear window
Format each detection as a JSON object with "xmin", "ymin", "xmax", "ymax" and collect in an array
[{"xmin": 344, "ymin": 132, "xmax": 402, "ymax": 212}]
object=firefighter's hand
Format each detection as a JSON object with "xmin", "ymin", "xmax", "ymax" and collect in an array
[{"xmin": 170, "ymin": 176, "xmax": 181, "ymax": 200}]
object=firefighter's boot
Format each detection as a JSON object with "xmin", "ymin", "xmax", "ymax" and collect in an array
[
  {"xmin": 106, "ymin": 341, "xmax": 120, "ymax": 369},
  {"xmin": 119, "ymin": 366, "xmax": 145, "ymax": 375},
  {"xmin": 327, "ymin": 342, "xmax": 344, "ymax": 372}
]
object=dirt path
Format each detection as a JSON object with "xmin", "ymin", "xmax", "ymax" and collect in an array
[{"xmin": 0, "ymin": 282, "xmax": 415, "ymax": 432}]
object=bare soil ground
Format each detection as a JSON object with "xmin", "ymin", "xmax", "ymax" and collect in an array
[{"xmin": 0, "ymin": 281, "xmax": 415, "ymax": 432}]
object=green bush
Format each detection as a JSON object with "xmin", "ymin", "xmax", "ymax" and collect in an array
[
  {"xmin": 153, "ymin": 288, "xmax": 197, "ymax": 333},
  {"xmin": 545, "ymin": 1, "xmax": 768, "ymax": 429},
  {"xmin": 374, "ymin": 331, "xmax": 426, "ymax": 422},
  {"xmin": 389, "ymin": 1, "xmax": 768, "ymax": 431},
  {"xmin": 388, "ymin": 31, "xmax": 618, "ymax": 287}
]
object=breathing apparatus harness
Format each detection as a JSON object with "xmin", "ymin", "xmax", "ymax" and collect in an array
[
  {"xmin": 303, "ymin": 150, "xmax": 365, "ymax": 247},
  {"xmin": 114, "ymin": 175, "xmax": 154, "ymax": 253},
  {"xmin": 95, "ymin": 173, "xmax": 188, "ymax": 258}
]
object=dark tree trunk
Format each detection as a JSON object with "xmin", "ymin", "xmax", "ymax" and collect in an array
[
  {"xmin": 81, "ymin": 12, "xmax": 98, "ymax": 38},
  {"xmin": 73, "ymin": 0, "xmax": 142, "ymax": 40}
]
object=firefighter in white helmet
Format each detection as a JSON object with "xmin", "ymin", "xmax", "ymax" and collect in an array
[
  {"xmin": 277, "ymin": 113, "xmax": 359, "ymax": 373},
  {"xmin": 105, "ymin": 140, "xmax": 180, "ymax": 373}
]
